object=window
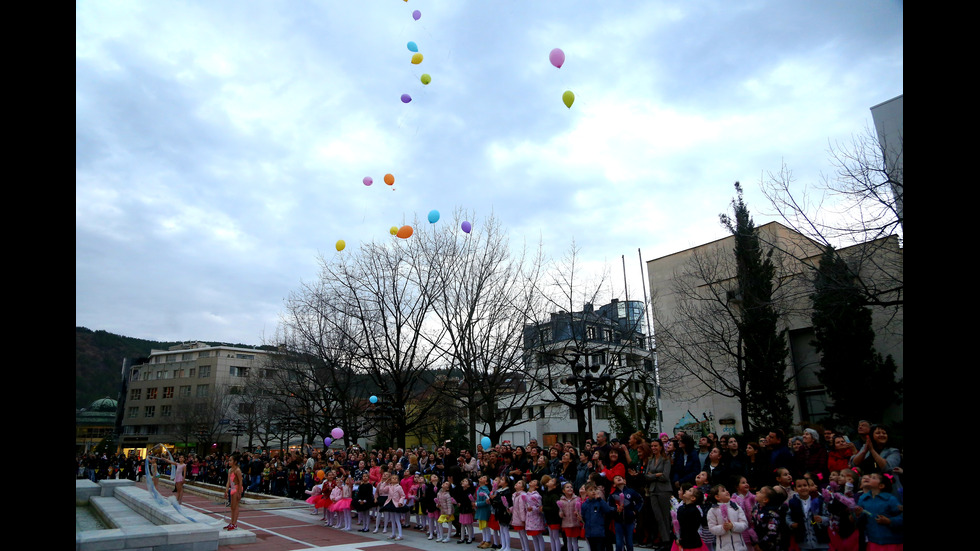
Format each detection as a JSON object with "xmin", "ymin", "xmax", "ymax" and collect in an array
[
  {"xmin": 189, "ymin": 368, "xmax": 196, "ymax": 378},
  {"xmin": 179, "ymin": 385, "xmax": 192, "ymax": 398},
  {"xmin": 175, "ymin": 368, "xmax": 184, "ymax": 378},
  {"xmin": 262, "ymin": 369, "xmax": 275, "ymax": 379},
  {"xmin": 229, "ymin": 386, "xmax": 242, "ymax": 395},
  {"xmin": 590, "ymin": 352, "xmax": 605, "ymax": 366},
  {"xmin": 236, "ymin": 353, "xmax": 254, "ymax": 359},
  {"xmin": 238, "ymin": 403, "xmax": 255, "ymax": 414},
  {"xmin": 181, "ymin": 352, "xmax": 195, "ymax": 361},
  {"xmin": 161, "ymin": 405, "xmax": 172, "ymax": 417},
  {"xmin": 130, "ymin": 388, "xmax": 142, "ymax": 400},
  {"xmin": 595, "ymin": 405, "xmax": 610, "ymax": 419},
  {"xmin": 603, "ymin": 328, "xmax": 613, "ymax": 342},
  {"xmin": 166, "ymin": 354, "xmax": 176, "ymax": 363},
  {"xmin": 568, "ymin": 406, "xmax": 577, "ymax": 420},
  {"xmin": 586, "ymin": 326, "xmax": 596, "ymax": 339},
  {"xmin": 199, "ymin": 366, "xmax": 211, "ymax": 378},
  {"xmin": 128, "ymin": 407, "xmax": 138, "ymax": 418},
  {"xmin": 196, "ymin": 384, "xmax": 209, "ymax": 397},
  {"xmin": 230, "ymin": 366, "xmax": 249, "ymax": 377},
  {"xmin": 146, "ymin": 425, "xmax": 159, "ymax": 435},
  {"xmin": 198, "ymin": 350, "xmax": 210, "ymax": 358},
  {"xmin": 163, "ymin": 386, "xmax": 173, "ymax": 399},
  {"xmin": 144, "ymin": 406, "xmax": 155, "ymax": 418},
  {"xmin": 540, "ymin": 327, "xmax": 551, "ymax": 343},
  {"xmin": 142, "ymin": 371, "xmax": 151, "ymax": 381},
  {"xmin": 147, "ymin": 388, "xmax": 158, "ymax": 399},
  {"xmin": 508, "ymin": 408, "xmax": 522, "ymax": 423}
]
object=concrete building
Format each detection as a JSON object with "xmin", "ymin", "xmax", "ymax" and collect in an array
[
  {"xmin": 647, "ymin": 222, "xmax": 903, "ymax": 437},
  {"xmin": 118, "ymin": 342, "xmax": 278, "ymax": 456},
  {"xmin": 870, "ymin": 94, "xmax": 903, "ymax": 230},
  {"xmin": 487, "ymin": 299, "xmax": 657, "ymax": 448},
  {"xmin": 76, "ymin": 397, "xmax": 120, "ymax": 454}
]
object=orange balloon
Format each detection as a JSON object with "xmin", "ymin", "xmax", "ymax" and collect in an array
[
  {"xmin": 384, "ymin": 173, "xmax": 395, "ymax": 185},
  {"xmin": 396, "ymin": 225, "xmax": 414, "ymax": 239}
]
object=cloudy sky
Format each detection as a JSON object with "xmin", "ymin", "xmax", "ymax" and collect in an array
[{"xmin": 76, "ymin": 1, "xmax": 903, "ymax": 344}]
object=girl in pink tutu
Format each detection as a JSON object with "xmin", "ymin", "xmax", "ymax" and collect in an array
[{"xmin": 328, "ymin": 476, "xmax": 354, "ymax": 530}]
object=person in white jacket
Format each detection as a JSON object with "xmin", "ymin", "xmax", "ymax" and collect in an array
[{"xmin": 706, "ymin": 484, "xmax": 748, "ymax": 551}]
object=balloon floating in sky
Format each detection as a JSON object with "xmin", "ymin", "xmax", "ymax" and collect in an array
[
  {"xmin": 413, "ymin": 10, "xmax": 421, "ymax": 20},
  {"xmin": 461, "ymin": 221, "xmax": 472, "ymax": 234},
  {"xmin": 420, "ymin": 73, "xmax": 431, "ymax": 85},
  {"xmin": 428, "ymin": 210, "xmax": 440, "ymax": 223},
  {"xmin": 481, "ymin": 436, "xmax": 492, "ymax": 449},
  {"xmin": 369, "ymin": 395, "xmax": 378, "ymax": 404},
  {"xmin": 384, "ymin": 173, "xmax": 395, "ymax": 185},
  {"xmin": 407, "ymin": 41, "xmax": 418, "ymax": 52},
  {"xmin": 331, "ymin": 427, "xmax": 344, "ymax": 440},
  {"xmin": 363, "ymin": 176, "xmax": 373, "ymax": 186},
  {"xmin": 401, "ymin": 93, "xmax": 412, "ymax": 103},
  {"xmin": 397, "ymin": 225, "xmax": 414, "ymax": 239},
  {"xmin": 336, "ymin": 240, "xmax": 345, "ymax": 252},
  {"xmin": 550, "ymin": 48, "xmax": 565, "ymax": 69},
  {"xmin": 562, "ymin": 90, "xmax": 575, "ymax": 108},
  {"xmin": 390, "ymin": 226, "xmax": 398, "ymax": 235},
  {"xmin": 411, "ymin": 53, "xmax": 423, "ymax": 64},
  {"xmin": 323, "ymin": 437, "xmax": 332, "ymax": 447}
]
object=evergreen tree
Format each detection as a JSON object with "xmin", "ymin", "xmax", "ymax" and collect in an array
[
  {"xmin": 811, "ymin": 246, "xmax": 902, "ymax": 426},
  {"xmin": 720, "ymin": 183, "xmax": 794, "ymax": 432}
]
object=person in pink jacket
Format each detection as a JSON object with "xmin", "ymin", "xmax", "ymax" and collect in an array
[
  {"xmin": 382, "ymin": 473, "xmax": 407, "ymax": 541},
  {"xmin": 557, "ymin": 482, "xmax": 583, "ymax": 551},
  {"xmin": 511, "ymin": 480, "xmax": 530, "ymax": 551},
  {"xmin": 523, "ymin": 479, "xmax": 546, "ymax": 551}
]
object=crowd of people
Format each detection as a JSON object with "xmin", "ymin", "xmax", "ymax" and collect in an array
[{"xmin": 75, "ymin": 419, "xmax": 903, "ymax": 551}]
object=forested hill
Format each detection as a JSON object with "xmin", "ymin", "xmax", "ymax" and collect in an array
[{"xmin": 75, "ymin": 327, "xmax": 267, "ymax": 410}]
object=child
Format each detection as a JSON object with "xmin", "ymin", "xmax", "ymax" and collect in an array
[
  {"xmin": 523, "ymin": 479, "xmax": 546, "ymax": 551},
  {"xmin": 786, "ymin": 478, "xmax": 829, "ymax": 550},
  {"xmin": 706, "ymin": 484, "xmax": 748, "ymax": 551},
  {"xmin": 437, "ymin": 481, "xmax": 458, "ymax": 543},
  {"xmin": 608, "ymin": 475, "xmax": 643, "ymax": 551},
  {"xmin": 821, "ymin": 476, "xmax": 858, "ymax": 551},
  {"xmin": 557, "ymin": 482, "xmax": 582, "ymax": 551},
  {"xmin": 475, "ymin": 475, "xmax": 494, "ymax": 548},
  {"xmin": 698, "ymin": 478, "xmax": 716, "ymax": 551},
  {"xmin": 774, "ymin": 468, "xmax": 795, "ymax": 499},
  {"xmin": 457, "ymin": 477, "xmax": 476, "ymax": 544},
  {"xmin": 422, "ymin": 474, "xmax": 440, "ymax": 540},
  {"xmin": 838, "ymin": 468, "xmax": 859, "ymax": 499},
  {"xmin": 675, "ymin": 484, "xmax": 708, "ymax": 551},
  {"xmin": 354, "ymin": 472, "xmax": 375, "ymax": 532},
  {"xmin": 854, "ymin": 473, "xmax": 902, "ymax": 550},
  {"xmin": 491, "ymin": 476, "xmax": 514, "ymax": 551},
  {"xmin": 305, "ymin": 480, "xmax": 323, "ymax": 515},
  {"xmin": 510, "ymin": 480, "xmax": 530, "ymax": 551},
  {"xmin": 579, "ymin": 483, "xmax": 614, "ymax": 551},
  {"xmin": 730, "ymin": 476, "xmax": 757, "ymax": 549},
  {"xmin": 753, "ymin": 486, "xmax": 789, "ymax": 551}
]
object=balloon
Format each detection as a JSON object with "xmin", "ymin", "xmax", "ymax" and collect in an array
[
  {"xmin": 407, "ymin": 41, "xmax": 418, "ymax": 53},
  {"xmin": 369, "ymin": 395, "xmax": 378, "ymax": 404},
  {"xmin": 363, "ymin": 176, "xmax": 373, "ymax": 186},
  {"xmin": 411, "ymin": 53, "xmax": 423, "ymax": 65},
  {"xmin": 428, "ymin": 210, "xmax": 440, "ymax": 223},
  {"xmin": 331, "ymin": 427, "xmax": 344, "ymax": 440},
  {"xmin": 461, "ymin": 221, "xmax": 472, "ymax": 233},
  {"xmin": 323, "ymin": 437, "xmax": 332, "ymax": 447},
  {"xmin": 384, "ymin": 173, "xmax": 395, "ymax": 185},
  {"xmin": 397, "ymin": 225, "xmax": 414, "ymax": 239},
  {"xmin": 336, "ymin": 240, "xmax": 345, "ymax": 252},
  {"xmin": 390, "ymin": 226, "xmax": 398, "ymax": 235},
  {"xmin": 562, "ymin": 90, "xmax": 575, "ymax": 108},
  {"xmin": 401, "ymin": 93, "xmax": 412, "ymax": 103},
  {"xmin": 550, "ymin": 48, "xmax": 565, "ymax": 69},
  {"xmin": 413, "ymin": 10, "xmax": 421, "ymax": 20},
  {"xmin": 420, "ymin": 73, "xmax": 431, "ymax": 85},
  {"xmin": 481, "ymin": 436, "xmax": 491, "ymax": 449}
]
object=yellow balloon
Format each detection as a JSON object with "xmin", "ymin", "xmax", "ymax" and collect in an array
[
  {"xmin": 421, "ymin": 73, "xmax": 431, "ymax": 85},
  {"xmin": 336, "ymin": 240, "xmax": 345, "ymax": 252},
  {"xmin": 562, "ymin": 90, "xmax": 575, "ymax": 109},
  {"xmin": 390, "ymin": 226, "xmax": 398, "ymax": 235},
  {"xmin": 411, "ymin": 53, "xmax": 423, "ymax": 65}
]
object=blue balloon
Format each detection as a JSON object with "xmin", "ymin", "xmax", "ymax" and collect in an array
[
  {"xmin": 428, "ymin": 210, "xmax": 440, "ymax": 223},
  {"xmin": 480, "ymin": 436, "xmax": 491, "ymax": 449},
  {"xmin": 407, "ymin": 41, "xmax": 418, "ymax": 53},
  {"xmin": 370, "ymin": 395, "xmax": 378, "ymax": 404}
]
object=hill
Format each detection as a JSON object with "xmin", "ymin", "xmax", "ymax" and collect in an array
[{"xmin": 75, "ymin": 327, "xmax": 270, "ymax": 410}]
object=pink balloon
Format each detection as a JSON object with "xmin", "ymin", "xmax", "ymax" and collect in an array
[
  {"xmin": 331, "ymin": 427, "xmax": 344, "ymax": 440},
  {"xmin": 363, "ymin": 176, "xmax": 373, "ymax": 186},
  {"xmin": 549, "ymin": 48, "xmax": 565, "ymax": 69}
]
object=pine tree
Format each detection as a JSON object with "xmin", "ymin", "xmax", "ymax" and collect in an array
[
  {"xmin": 811, "ymin": 246, "xmax": 902, "ymax": 426},
  {"xmin": 720, "ymin": 183, "xmax": 795, "ymax": 432}
]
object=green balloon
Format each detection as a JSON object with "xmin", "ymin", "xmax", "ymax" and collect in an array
[
  {"xmin": 421, "ymin": 73, "xmax": 431, "ymax": 85},
  {"xmin": 562, "ymin": 90, "xmax": 575, "ymax": 108}
]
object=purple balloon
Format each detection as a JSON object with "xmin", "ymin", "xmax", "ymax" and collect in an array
[
  {"xmin": 363, "ymin": 176, "xmax": 373, "ymax": 186},
  {"xmin": 413, "ymin": 10, "xmax": 421, "ymax": 21},
  {"xmin": 401, "ymin": 93, "xmax": 412, "ymax": 103},
  {"xmin": 461, "ymin": 221, "xmax": 472, "ymax": 234},
  {"xmin": 549, "ymin": 48, "xmax": 565, "ymax": 69},
  {"xmin": 323, "ymin": 437, "xmax": 332, "ymax": 447}
]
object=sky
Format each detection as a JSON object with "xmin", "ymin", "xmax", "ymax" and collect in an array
[{"xmin": 76, "ymin": 1, "xmax": 904, "ymax": 345}]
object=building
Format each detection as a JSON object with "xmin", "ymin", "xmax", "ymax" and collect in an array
[
  {"xmin": 870, "ymin": 94, "xmax": 903, "ymax": 230},
  {"xmin": 646, "ymin": 221, "xmax": 903, "ymax": 437},
  {"xmin": 76, "ymin": 397, "xmax": 120, "ymax": 454},
  {"xmin": 118, "ymin": 342, "xmax": 278, "ymax": 456},
  {"xmin": 488, "ymin": 299, "xmax": 657, "ymax": 448}
]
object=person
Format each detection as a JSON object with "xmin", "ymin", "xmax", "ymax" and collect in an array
[
  {"xmin": 849, "ymin": 425, "xmax": 901, "ymax": 494},
  {"xmin": 354, "ymin": 471, "xmax": 375, "ymax": 532},
  {"xmin": 672, "ymin": 434, "xmax": 701, "ymax": 491},
  {"xmin": 421, "ymin": 474, "xmax": 441, "ymax": 539},
  {"xmin": 456, "ymin": 476, "xmax": 477, "ymax": 544},
  {"xmin": 511, "ymin": 480, "xmax": 531, "ymax": 551},
  {"xmin": 641, "ymin": 440, "xmax": 674, "ymax": 551},
  {"xmin": 540, "ymin": 476, "xmax": 563, "ymax": 551},
  {"xmin": 558, "ymin": 481, "xmax": 582, "ymax": 551},
  {"xmin": 158, "ymin": 454, "xmax": 187, "ymax": 504},
  {"xmin": 786, "ymin": 478, "xmax": 829, "ymax": 550},
  {"xmin": 766, "ymin": 430, "xmax": 793, "ymax": 474},
  {"xmin": 608, "ymin": 474, "xmax": 643, "ymax": 551},
  {"xmin": 575, "ymin": 452, "xmax": 593, "ymax": 492},
  {"xmin": 675, "ymin": 484, "xmax": 708, "ymax": 551},
  {"xmin": 854, "ymin": 473, "xmax": 903, "ymax": 550},
  {"xmin": 752, "ymin": 486, "xmax": 789, "ymax": 551},
  {"xmin": 730, "ymin": 477, "xmax": 757, "ymax": 550},
  {"xmin": 225, "ymin": 453, "xmax": 244, "ymax": 531},
  {"xmin": 706, "ymin": 484, "xmax": 748, "ymax": 551},
  {"xmin": 580, "ymin": 483, "xmax": 614, "ymax": 551},
  {"xmin": 437, "ymin": 481, "xmax": 458, "ymax": 543},
  {"xmin": 381, "ymin": 472, "xmax": 407, "ymax": 541},
  {"xmin": 330, "ymin": 476, "xmax": 354, "ymax": 530},
  {"xmin": 827, "ymin": 435, "xmax": 856, "ymax": 473},
  {"xmin": 801, "ymin": 429, "xmax": 829, "ymax": 485},
  {"xmin": 701, "ymin": 447, "xmax": 728, "ymax": 489},
  {"xmin": 523, "ymin": 479, "xmax": 547, "ymax": 551},
  {"xmin": 742, "ymin": 442, "xmax": 768, "ymax": 493},
  {"xmin": 475, "ymin": 475, "xmax": 495, "ymax": 548},
  {"xmin": 721, "ymin": 438, "xmax": 745, "ymax": 481},
  {"xmin": 492, "ymin": 475, "xmax": 515, "ymax": 551},
  {"xmin": 596, "ymin": 447, "xmax": 627, "ymax": 497},
  {"xmin": 697, "ymin": 437, "xmax": 711, "ymax": 468},
  {"xmin": 822, "ymin": 475, "xmax": 858, "ymax": 551}
]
